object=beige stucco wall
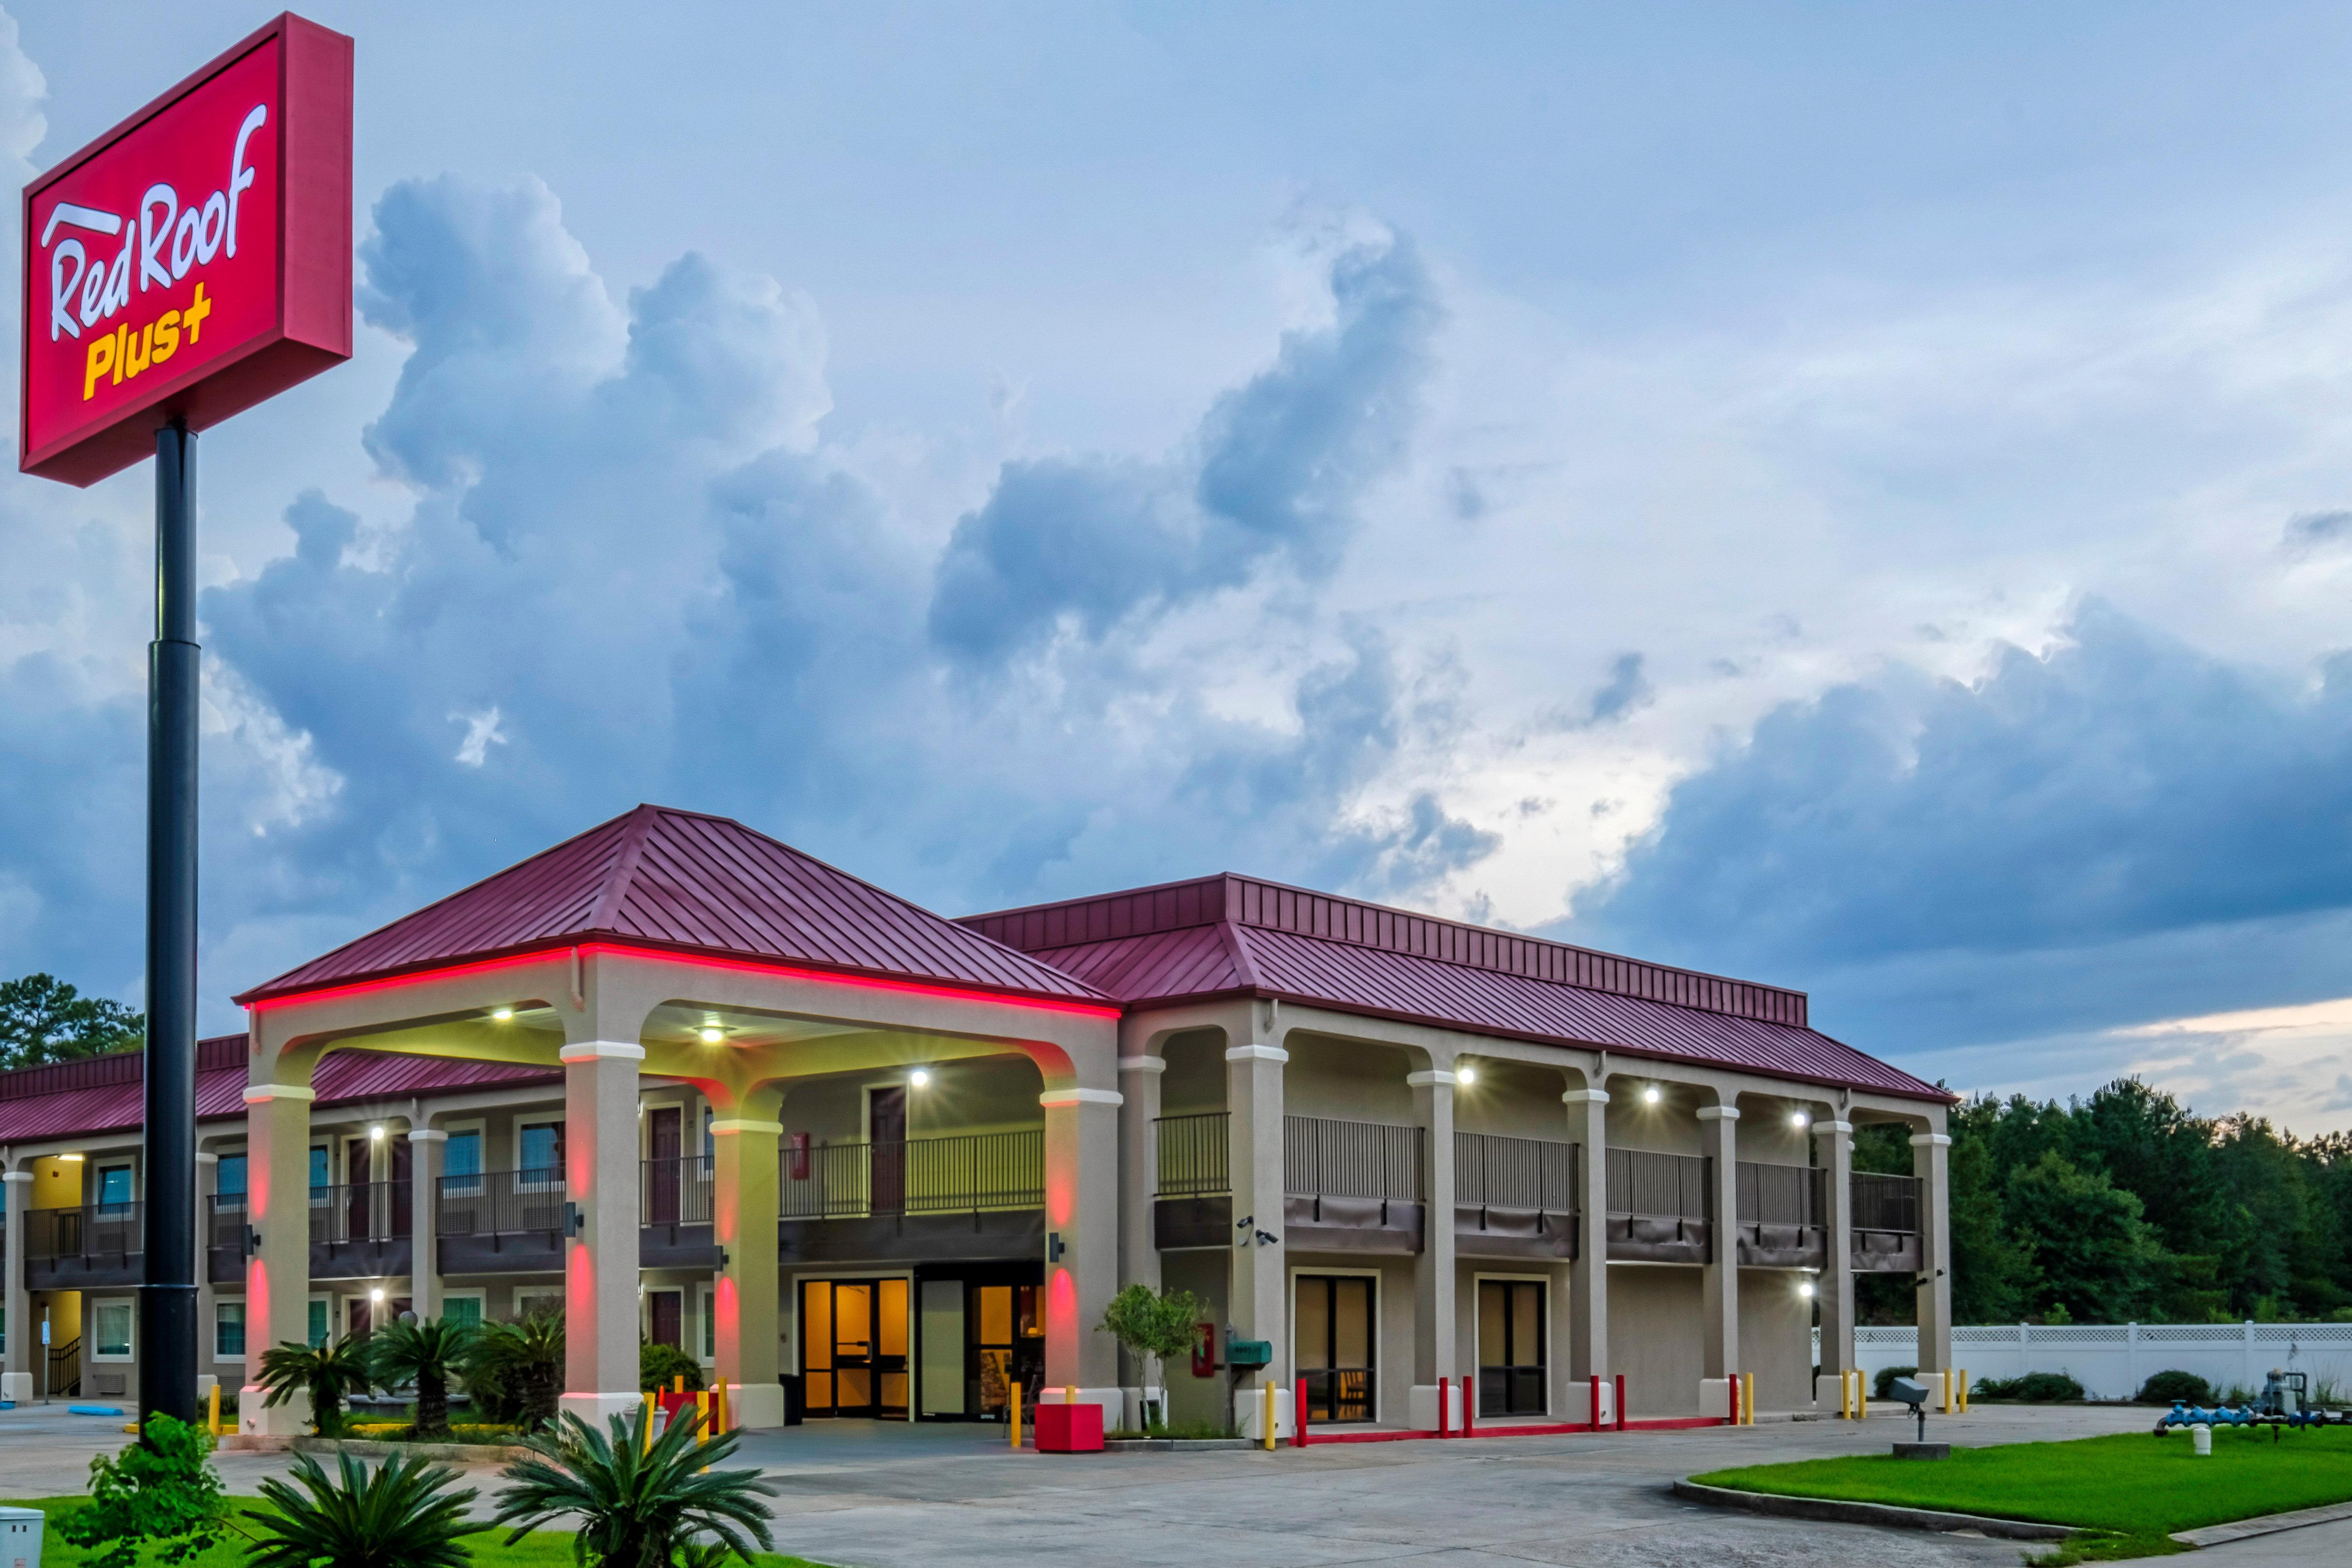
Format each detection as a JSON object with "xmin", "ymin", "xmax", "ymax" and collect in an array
[
  {"xmin": 1738, "ymin": 1267, "xmax": 1814, "ymax": 1413},
  {"xmin": 1609, "ymin": 1265, "xmax": 1704, "ymax": 1417}
]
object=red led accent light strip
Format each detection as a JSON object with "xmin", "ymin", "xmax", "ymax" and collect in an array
[{"xmin": 243, "ymin": 939, "xmax": 1120, "ymax": 1019}]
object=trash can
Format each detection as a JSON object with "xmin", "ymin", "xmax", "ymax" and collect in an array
[
  {"xmin": 779, "ymin": 1374, "xmax": 804, "ymax": 1427},
  {"xmin": 0, "ymin": 1504, "xmax": 44, "ymax": 1568}
]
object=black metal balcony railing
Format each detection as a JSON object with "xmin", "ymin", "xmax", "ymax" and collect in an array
[
  {"xmin": 1454, "ymin": 1131, "xmax": 1577, "ymax": 1213},
  {"xmin": 1605, "ymin": 1149, "xmax": 1710, "ymax": 1220},
  {"xmin": 1286, "ymin": 1115, "xmax": 1424, "ymax": 1202},
  {"xmin": 1155, "ymin": 1112, "xmax": 1230, "ymax": 1198},
  {"xmin": 1851, "ymin": 1171, "xmax": 1922, "ymax": 1234},
  {"xmin": 642, "ymin": 1155, "xmax": 715, "ymax": 1227},
  {"xmin": 779, "ymin": 1129, "xmax": 1043, "ymax": 1220},
  {"xmin": 438, "ymin": 1167, "xmax": 567, "ymax": 1238},
  {"xmin": 25, "ymin": 1202, "xmax": 141, "ymax": 1263},
  {"xmin": 312, "ymin": 1181, "xmax": 412, "ymax": 1244},
  {"xmin": 1736, "ymin": 1162, "xmax": 1825, "ymax": 1227}
]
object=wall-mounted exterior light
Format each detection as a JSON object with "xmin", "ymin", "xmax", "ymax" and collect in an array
[
  {"xmin": 909, "ymin": 1068, "xmax": 931, "ymax": 1088},
  {"xmin": 1789, "ymin": 1112, "xmax": 1810, "ymax": 1129},
  {"xmin": 370, "ymin": 1124, "xmax": 385, "ymax": 1141},
  {"xmin": 1641, "ymin": 1085, "xmax": 1662, "ymax": 1106},
  {"xmin": 1456, "ymin": 1066, "xmax": 1476, "ymax": 1086}
]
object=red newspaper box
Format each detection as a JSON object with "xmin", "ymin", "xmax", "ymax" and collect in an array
[{"xmin": 1034, "ymin": 1398, "xmax": 1104, "ymax": 1453}]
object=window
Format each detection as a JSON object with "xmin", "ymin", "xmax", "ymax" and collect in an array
[
  {"xmin": 442, "ymin": 1295, "xmax": 484, "ymax": 1332},
  {"xmin": 519, "ymin": 1122, "xmax": 563, "ymax": 1185},
  {"xmin": 443, "ymin": 1129, "xmax": 483, "ymax": 1194},
  {"xmin": 514, "ymin": 1289, "xmax": 563, "ymax": 1320},
  {"xmin": 215, "ymin": 1302, "xmax": 247, "ymax": 1359},
  {"xmin": 97, "ymin": 1164, "xmax": 134, "ymax": 1209},
  {"xmin": 215, "ymin": 1154, "xmax": 247, "ymax": 1198},
  {"xmin": 94, "ymin": 1300, "xmax": 133, "ymax": 1359},
  {"xmin": 307, "ymin": 1299, "xmax": 329, "ymax": 1348}
]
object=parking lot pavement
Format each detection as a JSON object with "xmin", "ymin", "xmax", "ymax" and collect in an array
[
  {"xmin": 2197, "ymin": 1517, "xmax": 2352, "ymax": 1561},
  {"xmin": 0, "ymin": 1400, "xmax": 2160, "ymax": 1567}
]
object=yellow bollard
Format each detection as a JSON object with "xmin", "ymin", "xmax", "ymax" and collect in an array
[
  {"xmin": 643, "ymin": 1390, "xmax": 658, "ymax": 1453},
  {"xmin": 695, "ymin": 1390, "xmax": 710, "ymax": 1446},
  {"xmin": 1741, "ymin": 1371, "xmax": 1755, "ymax": 1426},
  {"xmin": 1009, "ymin": 1383, "xmax": 1021, "ymax": 1448},
  {"xmin": 1262, "ymin": 1378, "xmax": 1276, "ymax": 1451},
  {"xmin": 1858, "ymin": 1372, "xmax": 1869, "ymax": 1422},
  {"xmin": 1960, "ymin": 1369, "xmax": 1970, "ymax": 1413},
  {"xmin": 207, "ymin": 1381, "xmax": 222, "ymax": 1437}
]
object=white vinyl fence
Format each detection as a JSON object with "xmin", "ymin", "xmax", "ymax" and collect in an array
[{"xmin": 1813, "ymin": 1322, "xmax": 2352, "ymax": 1401}]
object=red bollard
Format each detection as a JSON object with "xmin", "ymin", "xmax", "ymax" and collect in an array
[
  {"xmin": 1615, "ymin": 1373, "xmax": 1627, "ymax": 1431},
  {"xmin": 1589, "ymin": 1373, "xmax": 1602, "ymax": 1430},
  {"xmin": 1438, "ymin": 1375, "xmax": 1450, "ymax": 1438},
  {"xmin": 1295, "ymin": 1377, "xmax": 1308, "ymax": 1448},
  {"xmin": 1464, "ymin": 1372, "xmax": 1475, "ymax": 1435}
]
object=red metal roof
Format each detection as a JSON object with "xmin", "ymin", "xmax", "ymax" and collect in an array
[
  {"xmin": 964, "ymin": 875, "xmax": 1948, "ymax": 1103},
  {"xmin": 0, "ymin": 1035, "xmax": 559, "ymax": 1143},
  {"xmin": 237, "ymin": 805, "xmax": 1112, "ymax": 1008}
]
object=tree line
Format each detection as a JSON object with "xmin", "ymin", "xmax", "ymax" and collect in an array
[
  {"xmin": 1853, "ymin": 1078, "xmax": 2352, "ymax": 1326},
  {"xmin": 0, "ymin": 971, "xmax": 144, "ymax": 1069}
]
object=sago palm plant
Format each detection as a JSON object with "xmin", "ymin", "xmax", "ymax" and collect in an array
[
  {"xmin": 493, "ymin": 1405, "xmax": 777, "ymax": 1568},
  {"xmin": 468, "ymin": 1311, "xmax": 565, "ymax": 1430},
  {"xmin": 255, "ymin": 1333, "xmax": 377, "ymax": 1436},
  {"xmin": 373, "ymin": 1315, "xmax": 478, "ymax": 1439},
  {"xmin": 247, "ymin": 1449, "xmax": 486, "ymax": 1568}
]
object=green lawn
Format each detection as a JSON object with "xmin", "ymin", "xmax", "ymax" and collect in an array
[
  {"xmin": 1691, "ymin": 1426, "xmax": 2352, "ymax": 1562},
  {"xmin": 5, "ymin": 1497, "xmax": 829, "ymax": 1568}
]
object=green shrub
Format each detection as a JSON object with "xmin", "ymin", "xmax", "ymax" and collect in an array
[
  {"xmin": 640, "ymin": 1340, "xmax": 706, "ymax": 1394},
  {"xmin": 54, "ymin": 1414, "xmax": 228, "ymax": 1568},
  {"xmin": 1871, "ymin": 1365, "xmax": 1918, "ymax": 1400},
  {"xmin": 2137, "ymin": 1368, "xmax": 2215, "ymax": 1406},
  {"xmin": 493, "ymin": 1406, "xmax": 777, "ymax": 1567},
  {"xmin": 1973, "ymin": 1370, "xmax": 2085, "ymax": 1402}
]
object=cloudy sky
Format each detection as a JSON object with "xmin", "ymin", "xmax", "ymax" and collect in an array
[{"xmin": 6, "ymin": 3, "xmax": 2352, "ymax": 1131}]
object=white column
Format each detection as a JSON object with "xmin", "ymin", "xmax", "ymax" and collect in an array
[
  {"xmin": 1813, "ymin": 1120, "xmax": 1855, "ymax": 1412},
  {"xmin": 241, "ymin": 1083, "xmax": 316, "ymax": 1436},
  {"xmin": 408, "ymin": 1129, "xmax": 444, "ymax": 1323},
  {"xmin": 1042, "ymin": 1087, "xmax": 1123, "ymax": 1428},
  {"xmin": 1563, "ymin": 1089, "xmax": 1610, "ymax": 1424},
  {"xmin": 1, "ymin": 1167, "xmax": 31, "ymax": 1403},
  {"xmin": 1407, "ymin": 1068, "xmax": 1458, "ymax": 1431},
  {"xmin": 1698, "ymin": 1104, "xmax": 1740, "ymax": 1417},
  {"xmin": 1225, "ymin": 1042, "xmax": 1290, "ymax": 1439},
  {"xmin": 1116, "ymin": 1053, "xmax": 1164, "ymax": 1414},
  {"xmin": 1912, "ymin": 1132, "xmax": 1953, "ymax": 1374},
  {"xmin": 560, "ymin": 1040, "xmax": 643, "ymax": 1425}
]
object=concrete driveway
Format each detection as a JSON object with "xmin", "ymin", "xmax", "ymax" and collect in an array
[{"xmin": 0, "ymin": 1400, "xmax": 2169, "ymax": 1567}]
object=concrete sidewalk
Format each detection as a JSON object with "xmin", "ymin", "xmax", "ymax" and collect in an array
[{"xmin": 0, "ymin": 1400, "xmax": 2154, "ymax": 1567}]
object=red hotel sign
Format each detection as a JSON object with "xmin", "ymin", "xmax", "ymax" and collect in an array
[{"xmin": 20, "ymin": 13, "xmax": 351, "ymax": 486}]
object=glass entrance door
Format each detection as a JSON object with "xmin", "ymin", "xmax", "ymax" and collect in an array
[
  {"xmin": 1295, "ymin": 1275, "xmax": 1375, "ymax": 1422},
  {"xmin": 1477, "ymin": 1279, "xmax": 1546, "ymax": 1415},
  {"xmin": 968, "ymin": 1282, "xmax": 1044, "ymax": 1421},
  {"xmin": 800, "ymin": 1278, "xmax": 911, "ymax": 1418}
]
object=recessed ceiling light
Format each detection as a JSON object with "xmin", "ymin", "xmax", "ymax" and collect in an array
[
  {"xmin": 491, "ymin": 1007, "xmax": 513, "ymax": 1022},
  {"xmin": 698, "ymin": 1025, "xmax": 724, "ymax": 1044},
  {"xmin": 59, "ymin": 1152, "xmax": 85, "ymax": 1163}
]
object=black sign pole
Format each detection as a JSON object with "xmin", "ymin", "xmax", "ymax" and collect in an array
[{"xmin": 140, "ymin": 417, "xmax": 200, "ymax": 1431}]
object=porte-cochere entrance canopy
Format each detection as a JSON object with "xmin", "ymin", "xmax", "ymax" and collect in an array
[{"xmin": 229, "ymin": 805, "xmax": 1124, "ymax": 1433}]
